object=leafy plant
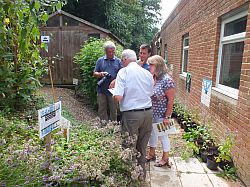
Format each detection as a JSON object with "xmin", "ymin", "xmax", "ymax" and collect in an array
[
  {"xmin": 0, "ymin": 107, "xmax": 142, "ymax": 186},
  {"xmin": 74, "ymin": 38, "xmax": 123, "ymax": 107},
  {"xmin": 0, "ymin": 0, "xmax": 65, "ymax": 112},
  {"xmin": 181, "ymin": 142, "xmax": 195, "ymax": 161},
  {"xmin": 216, "ymin": 135, "xmax": 234, "ymax": 163},
  {"xmin": 217, "ymin": 166, "xmax": 238, "ymax": 181}
]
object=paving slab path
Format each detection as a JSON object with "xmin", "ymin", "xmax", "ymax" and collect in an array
[{"xmin": 145, "ymin": 126, "xmax": 246, "ymax": 187}]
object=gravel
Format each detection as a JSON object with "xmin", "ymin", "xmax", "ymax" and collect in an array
[{"xmin": 40, "ymin": 87, "xmax": 97, "ymax": 124}]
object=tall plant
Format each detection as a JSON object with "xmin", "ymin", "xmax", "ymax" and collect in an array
[
  {"xmin": 74, "ymin": 38, "xmax": 123, "ymax": 107},
  {"xmin": 0, "ymin": 0, "xmax": 65, "ymax": 111}
]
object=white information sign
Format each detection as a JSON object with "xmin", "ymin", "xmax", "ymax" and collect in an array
[
  {"xmin": 38, "ymin": 101, "xmax": 62, "ymax": 139},
  {"xmin": 201, "ymin": 79, "xmax": 212, "ymax": 107},
  {"xmin": 73, "ymin": 78, "xmax": 78, "ymax": 85},
  {"xmin": 41, "ymin": 35, "xmax": 50, "ymax": 43}
]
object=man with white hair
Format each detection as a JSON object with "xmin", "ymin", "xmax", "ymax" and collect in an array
[
  {"xmin": 113, "ymin": 49, "xmax": 154, "ymax": 178},
  {"xmin": 93, "ymin": 41, "xmax": 122, "ymax": 121}
]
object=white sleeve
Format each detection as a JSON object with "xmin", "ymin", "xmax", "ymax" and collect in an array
[
  {"xmin": 149, "ymin": 74, "xmax": 154, "ymax": 96},
  {"xmin": 113, "ymin": 69, "xmax": 126, "ymax": 96}
]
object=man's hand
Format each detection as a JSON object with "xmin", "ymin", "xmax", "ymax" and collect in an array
[
  {"xmin": 109, "ymin": 79, "xmax": 116, "ymax": 88},
  {"xmin": 114, "ymin": 95, "xmax": 123, "ymax": 102},
  {"xmin": 93, "ymin": 71, "xmax": 108, "ymax": 78}
]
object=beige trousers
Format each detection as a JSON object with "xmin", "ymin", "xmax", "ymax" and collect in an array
[{"xmin": 97, "ymin": 93, "xmax": 117, "ymax": 121}]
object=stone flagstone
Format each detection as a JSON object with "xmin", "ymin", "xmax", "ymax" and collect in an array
[
  {"xmin": 151, "ymin": 171, "xmax": 182, "ymax": 187},
  {"xmin": 174, "ymin": 157, "xmax": 205, "ymax": 173},
  {"xmin": 180, "ymin": 173, "xmax": 213, "ymax": 187}
]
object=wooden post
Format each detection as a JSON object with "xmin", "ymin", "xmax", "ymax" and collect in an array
[
  {"xmin": 45, "ymin": 64, "xmax": 56, "ymax": 169},
  {"xmin": 49, "ymin": 64, "xmax": 56, "ymax": 102}
]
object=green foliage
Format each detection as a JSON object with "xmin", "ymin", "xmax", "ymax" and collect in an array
[
  {"xmin": 181, "ymin": 142, "xmax": 194, "ymax": 161},
  {"xmin": 0, "ymin": 0, "xmax": 65, "ymax": 112},
  {"xmin": 217, "ymin": 166, "xmax": 238, "ymax": 181},
  {"xmin": 0, "ymin": 108, "xmax": 141, "ymax": 186},
  {"xmin": 74, "ymin": 38, "xmax": 123, "ymax": 107},
  {"xmin": 216, "ymin": 135, "xmax": 234, "ymax": 163},
  {"xmin": 63, "ymin": 0, "xmax": 161, "ymax": 51}
]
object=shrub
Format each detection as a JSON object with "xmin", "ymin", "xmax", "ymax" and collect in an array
[
  {"xmin": 74, "ymin": 38, "xmax": 123, "ymax": 107},
  {"xmin": 0, "ymin": 0, "xmax": 65, "ymax": 112}
]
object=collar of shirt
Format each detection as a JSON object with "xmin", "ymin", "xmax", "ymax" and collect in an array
[
  {"xmin": 127, "ymin": 61, "xmax": 138, "ymax": 67},
  {"xmin": 142, "ymin": 63, "xmax": 149, "ymax": 69},
  {"xmin": 104, "ymin": 55, "xmax": 116, "ymax": 60}
]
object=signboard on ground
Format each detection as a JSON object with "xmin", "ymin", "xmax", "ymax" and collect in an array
[
  {"xmin": 201, "ymin": 79, "xmax": 212, "ymax": 107},
  {"xmin": 38, "ymin": 101, "xmax": 62, "ymax": 139}
]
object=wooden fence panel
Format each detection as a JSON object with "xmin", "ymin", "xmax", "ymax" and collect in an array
[{"xmin": 40, "ymin": 29, "xmax": 85, "ymax": 84}]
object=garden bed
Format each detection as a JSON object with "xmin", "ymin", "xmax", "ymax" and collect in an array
[{"xmin": 0, "ymin": 91, "xmax": 143, "ymax": 186}]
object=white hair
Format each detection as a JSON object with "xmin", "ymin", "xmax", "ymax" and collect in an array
[
  {"xmin": 122, "ymin": 49, "xmax": 137, "ymax": 62},
  {"xmin": 104, "ymin": 41, "xmax": 116, "ymax": 50}
]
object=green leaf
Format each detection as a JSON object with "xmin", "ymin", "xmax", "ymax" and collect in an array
[
  {"xmin": 56, "ymin": 2, "xmax": 62, "ymax": 11},
  {"xmin": 34, "ymin": 1, "xmax": 41, "ymax": 12},
  {"xmin": 41, "ymin": 12, "xmax": 49, "ymax": 22}
]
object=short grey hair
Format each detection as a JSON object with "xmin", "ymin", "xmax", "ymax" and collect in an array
[
  {"xmin": 122, "ymin": 49, "xmax": 137, "ymax": 62},
  {"xmin": 104, "ymin": 41, "xmax": 116, "ymax": 50}
]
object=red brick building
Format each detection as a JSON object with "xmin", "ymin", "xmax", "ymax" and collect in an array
[{"xmin": 153, "ymin": 0, "xmax": 250, "ymax": 185}]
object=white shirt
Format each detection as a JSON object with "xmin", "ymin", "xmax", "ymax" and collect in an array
[{"xmin": 113, "ymin": 62, "xmax": 154, "ymax": 112}]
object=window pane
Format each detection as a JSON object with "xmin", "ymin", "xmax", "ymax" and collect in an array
[
  {"xmin": 224, "ymin": 16, "xmax": 247, "ymax": 37},
  {"xmin": 219, "ymin": 42, "xmax": 244, "ymax": 89},
  {"xmin": 184, "ymin": 38, "xmax": 189, "ymax": 47},
  {"xmin": 183, "ymin": 49, "xmax": 188, "ymax": 72}
]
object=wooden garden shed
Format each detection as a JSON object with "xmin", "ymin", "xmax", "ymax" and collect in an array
[{"xmin": 40, "ymin": 10, "xmax": 123, "ymax": 85}]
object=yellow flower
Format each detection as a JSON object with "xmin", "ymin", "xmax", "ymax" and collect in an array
[{"xmin": 4, "ymin": 17, "xmax": 10, "ymax": 25}]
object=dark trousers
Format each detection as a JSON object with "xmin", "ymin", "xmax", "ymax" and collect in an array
[{"xmin": 121, "ymin": 109, "xmax": 153, "ymax": 177}]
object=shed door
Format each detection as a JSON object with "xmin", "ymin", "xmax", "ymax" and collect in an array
[
  {"xmin": 61, "ymin": 30, "xmax": 84, "ymax": 84},
  {"xmin": 40, "ymin": 29, "xmax": 84, "ymax": 85}
]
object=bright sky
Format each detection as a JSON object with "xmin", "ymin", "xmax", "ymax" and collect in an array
[{"xmin": 157, "ymin": 0, "xmax": 180, "ymax": 29}]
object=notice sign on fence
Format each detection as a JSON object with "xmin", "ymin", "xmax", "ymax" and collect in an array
[
  {"xmin": 38, "ymin": 101, "xmax": 62, "ymax": 139},
  {"xmin": 41, "ymin": 35, "xmax": 50, "ymax": 43}
]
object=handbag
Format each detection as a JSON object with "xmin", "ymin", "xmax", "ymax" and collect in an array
[{"xmin": 152, "ymin": 118, "xmax": 177, "ymax": 136}]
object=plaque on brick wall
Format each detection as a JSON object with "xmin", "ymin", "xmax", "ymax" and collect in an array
[
  {"xmin": 186, "ymin": 73, "xmax": 192, "ymax": 92},
  {"xmin": 201, "ymin": 79, "xmax": 212, "ymax": 107}
]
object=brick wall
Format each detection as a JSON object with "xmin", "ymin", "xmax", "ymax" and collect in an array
[{"xmin": 156, "ymin": 0, "xmax": 250, "ymax": 185}]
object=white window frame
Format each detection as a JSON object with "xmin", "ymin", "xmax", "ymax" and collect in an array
[
  {"xmin": 181, "ymin": 36, "xmax": 189, "ymax": 76},
  {"xmin": 216, "ymin": 10, "xmax": 247, "ymax": 98}
]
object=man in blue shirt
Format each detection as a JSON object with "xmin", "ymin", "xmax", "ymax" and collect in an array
[
  {"xmin": 93, "ymin": 41, "xmax": 122, "ymax": 121},
  {"xmin": 137, "ymin": 44, "xmax": 152, "ymax": 71}
]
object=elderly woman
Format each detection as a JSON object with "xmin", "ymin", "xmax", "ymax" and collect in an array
[{"xmin": 146, "ymin": 55, "xmax": 175, "ymax": 167}]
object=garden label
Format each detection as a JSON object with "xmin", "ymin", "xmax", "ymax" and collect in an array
[
  {"xmin": 38, "ymin": 101, "xmax": 62, "ymax": 139},
  {"xmin": 73, "ymin": 78, "xmax": 78, "ymax": 85},
  {"xmin": 60, "ymin": 117, "xmax": 71, "ymax": 142}
]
